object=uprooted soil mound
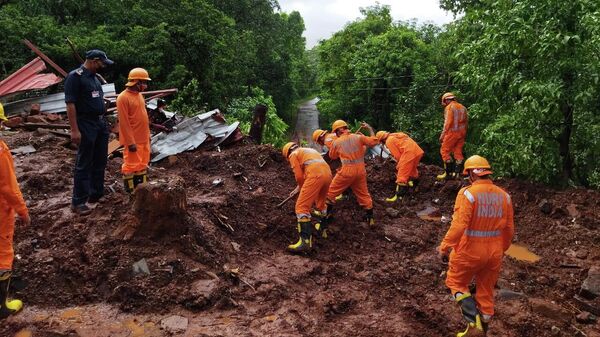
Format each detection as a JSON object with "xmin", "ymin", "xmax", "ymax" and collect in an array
[{"xmin": 1, "ymin": 130, "xmax": 599, "ymax": 337}]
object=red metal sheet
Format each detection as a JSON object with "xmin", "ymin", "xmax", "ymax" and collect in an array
[{"xmin": 0, "ymin": 57, "xmax": 63, "ymax": 98}]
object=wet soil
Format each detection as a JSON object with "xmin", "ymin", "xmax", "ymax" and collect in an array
[{"xmin": 1, "ymin": 130, "xmax": 599, "ymax": 337}]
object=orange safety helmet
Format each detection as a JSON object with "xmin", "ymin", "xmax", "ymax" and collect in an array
[
  {"xmin": 375, "ymin": 131, "xmax": 389, "ymax": 142},
  {"xmin": 463, "ymin": 155, "xmax": 492, "ymax": 176},
  {"xmin": 282, "ymin": 142, "xmax": 298, "ymax": 160},
  {"xmin": 312, "ymin": 129, "xmax": 327, "ymax": 144},
  {"xmin": 441, "ymin": 92, "xmax": 455, "ymax": 104},
  {"xmin": 126, "ymin": 68, "xmax": 151, "ymax": 86},
  {"xmin": 331, "ymin": 120, "xmax": 348, "ymax": 133}
]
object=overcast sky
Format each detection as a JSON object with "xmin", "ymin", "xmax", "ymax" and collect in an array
[{"xmin": 277, "ymin": 0, "xmax": 456, "ymax": 48}]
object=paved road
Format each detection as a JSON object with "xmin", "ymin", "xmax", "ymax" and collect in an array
[{"xmin": 292, "ymin": 97, "xmax": 319, "ymax": 146}]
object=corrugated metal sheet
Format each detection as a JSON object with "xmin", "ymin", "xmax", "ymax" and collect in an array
[
  {"xmin": 3, "ymin": 83, "xmax": 116, "ymax": 116},
  {"xmin": 151, "ymin": 109, "xmax": 240, "ymax": 162},
  {"xmin": 0, "ymin": 57, "xmax": 62, "ymax": 98}
]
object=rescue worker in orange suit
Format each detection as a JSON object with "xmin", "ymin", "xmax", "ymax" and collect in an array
[
  {"xmin": 438, "ymin": 155, "xmax": 514, "ymax": 336},
  {"xmin": 312, "ymin": 129, "xmax": 349, "ymax": 202},
  {"xmin": 312, "ymin": 129, "xmax": 337, "ymax": 150},
  {"xmin": 117, "ymin": 68, "xmax": 151, "ymax": 193},
  {"xmin": 282, "ymin": 142, "xmax": 332, "ymax": 253},
  {"xmin": 375, "ymin": 131, "xmax": 424, "ymax": 202},
  {"xmin": 326, "ymin": 120, "xmax": 379, "ymax": 226},
  {"xmin": 438, "ymin": 92, "xmax": 468, "ymax": 180},
  {"xmin": 0, "ymin": 139, "xmax": 30, "ymax": 318}
]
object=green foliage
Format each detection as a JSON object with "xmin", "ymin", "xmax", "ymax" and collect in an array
[
  {"xmin": 316, "ymin": 4, "xmax": 448, "ymax": 162},
  {"xmin": 0, "ymin": 0, "xmax": 310, "ymax": 128},
  {"xmin": 225, "ymin": 87, "xmax": 288, "ymax": 146},
  {"xmin": 450, "ymin": 0, "xmax": 600, "ymax": 187}
]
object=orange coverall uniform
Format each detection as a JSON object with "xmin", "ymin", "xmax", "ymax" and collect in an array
[
  {"xmin": 323, "ymin": 132, "xmax": 337, "ymax": 149},
  {"xmin": 440, "ymin": 101, "xmax": 468, "ymax": 162},
  {"xmin": 327, "ymin": 133, "xmax": 378, "ymax": 209},
  {"xmin": 385, "ymin": 133, "xmax": 424, "ymax": 185},
  {"xmin": 0, "ymin": 140, "xmax": 28, "ymax": 271},
  {"xmin": 439, "ymin": 179, "xmax": 514, "ymax": 316},
  {"xmin": 289, "ymin": 148, "xmax": 332, "ymax": 220},
  {"xmin": 117, "ymin": 89, "xmax": 151, "ymax": 174}
]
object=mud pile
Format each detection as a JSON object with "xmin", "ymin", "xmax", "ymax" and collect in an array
[{"xmin": 1, "ymin": 130, "xmax": 599, "ymax": 337}]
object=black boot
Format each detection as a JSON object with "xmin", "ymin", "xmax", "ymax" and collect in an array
[
  {"xmin": 364, "ymin": 208, "xmax": 375, "ymax": 226},
  {"xmin": 437, "ymin": 160, "xmax": 455, "ymax": 181},
  {"xmin": 409, "ymin": 178, "xmax": 420, "ymax": 193},
  {"xmin": 133, "ymin": 170, "xmax": 148, "ymax": 188},
  {"xmin": 288, "ymin": 220, "xmax": 312, "ymax": 253},
  {"xmin": 455, "ymin": 160, "xmax": 464, "ymax": 178},
  {"xmin": 385, "ymin": 184, "xmax": 408, "ymax": 202},
  {"xmin": 314, "ymin": 211, "xmax": 330, "ymax": 239},
  {"xmin": 0, "ymin": 271, "xmax": 23, "ymax": 319}
]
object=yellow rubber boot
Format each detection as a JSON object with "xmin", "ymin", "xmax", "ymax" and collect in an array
[
  {"xmin": 123, "ymin": 174, "xmax": 135, "ymax": 193},
  {"xmin": 454, "ymin": 292, "xmax": 485, "ymax": 337},
  {"xmin": 0, "ymin": 272, "xmax": 23, "ymax": 319},
  {"xmin": 314, "ymin": 210, "xmax": 330, "ymax": 239},
  {"xmin": 287, "ymin": 220, "xmax": 312, "ymax": 253},
  {"xmin": 437, "ymin": 161, "xmax": 455, "ymax": 181},
  {"xmin": 385, "ymin": 183, "xmax": 408, "ymax": 202}
]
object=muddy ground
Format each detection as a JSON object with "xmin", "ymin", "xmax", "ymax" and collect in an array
[{"xmin": 1, "ymin": 129, "xmax": 599, "ymax": 337}]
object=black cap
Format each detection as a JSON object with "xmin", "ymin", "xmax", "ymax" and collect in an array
[{"xmin": 85, "ymin": 49, "xmax": 114, "ymax": 65}]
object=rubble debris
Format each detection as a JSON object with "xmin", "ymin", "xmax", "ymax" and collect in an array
[
  {"xmin": 160, "ymin": 315, "xmax": 188, "ymax": 333},
  {"xmin": 132, "ymin": 258, "xmax": 150, "ymax": 275},
  {"xmin": 580, "ymin": 266, "xmax": 600, "ymax": 300},
  {"xmin": 151, "ymin": 109, "xmax": 242, "ymax": 162},
  {"xmin": 497, "ymin": 289, "xmax": 527, "ymax": 301},
  {"xmin": 10, "ymin": 145, "xmax": 36, "ymax": 155},
  {"xmin": 529, "ymin": 298, "xmax": 569, "ymax": 321},
  {"xmin": 385, "ymin": 207, "xmax": 400, "ymax": 218},
  {"xmin": 0, "ymin": 57, "xmax": 62, "ymax": 98},
  {"xmin": 539, "ymin": 199, "xmax": 553, "ymax": 214},
  {"xmin": 575, "ymin": 311, "xmax": 597, "ymax": 324}
]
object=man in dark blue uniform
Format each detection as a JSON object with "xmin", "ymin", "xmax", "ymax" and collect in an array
[{"xmin": 64, "ymin": 50, "xmax": 113, "ymax": 215}]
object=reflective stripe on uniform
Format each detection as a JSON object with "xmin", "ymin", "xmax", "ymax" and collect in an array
[
  {"xmin": 304, "ymin": 158, "xmax": 326, "ymax": 166},
  {"xmin": 451, "ymin": 106, "xmax": 466, "ymax": 131},
  {"xmin": 341, "ymin": 158, "xmax": 364, "ymax": 165},
  {"xmin": 465, "ymin": 229, "xmax": 501, "ymax": 237},
  {"xmin": 297, "ymin": 213, "xmax": 311, "ymax": 219},
  {"xmin": 464, "ymin": 189, "xmax": 475, "ymax": 203}
]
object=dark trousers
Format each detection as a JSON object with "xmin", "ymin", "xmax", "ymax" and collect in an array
[{"xmin": 72, "ymin": 117, "xmax": 109, "ymax": 206}]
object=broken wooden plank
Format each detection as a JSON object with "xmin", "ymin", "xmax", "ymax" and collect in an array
[
  {"xmin": 23, "ymin": 122, "xmax": 69, "ymax": 130},
  {"xmin": 108, "ymin": 139, "xmax": 122, "ymax": 155}
]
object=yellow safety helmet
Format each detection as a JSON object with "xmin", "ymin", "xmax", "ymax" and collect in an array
[
  {"xmin": 312, "ymin": 129, "xmax": 327, "ymax": 144},
  {"xmin": 441, "ymin": 92, "xmax": 455, "ymax": 104},
  {"xmin": 331, "ymin": 120, "xmax": 348, "ymax": 133},
  {"xmin": 282, "ymin": 142, "xmax": 298, "ymax": 160},
  {"xmin": 463, "ymin": 155, "xmax": 492, "ymax": 176},
  {"xmin": 375, "ymin": 131, "xmax": 389, "ymax": 142},
  {"xmin": 126, "ymin": 68, "xmax": 151, "ymax": 86}
]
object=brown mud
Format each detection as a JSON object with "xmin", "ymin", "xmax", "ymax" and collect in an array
[{"xmin": 1, "ymin": 130, "xmax": 599, "ymax": 337}]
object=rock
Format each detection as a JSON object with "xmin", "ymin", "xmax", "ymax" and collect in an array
[
  {"xmin": 580, "ymin": 266, "xmax": 600, "ymax": 300},
  {"xmin": 567, "ymin": 204, "xmax": 580, "ymax": 218},
  {"xmin": 4, "ymin": 116, "xmax": 23, "ymax": 128},
  {"xmin": 43, "ymin": 113, "xmax": 61, "ymax": 122},
  {"xmin": 575, "ymin": 311, "xmax": 597, "ymax": 324},
  {"xmin": 576, "ymin": 250, "xmax": 589, "ymax": 260},
  {"xmin": 551, "ymin": 326, "xmax": 560, "ymax": 335},
  {"xmin": 132, "ymin": 258, "xmax": 150, "ymax": 275},
  {"xmin": 29, "ymin": 103, "xmax": 41, "ymax": 115},
  {"xmin": 191, "ymin": 278, "xmax": 219, "ymax": 299},
  {"xmin": 385, "ymin": 207, "xmax": 400, "ymax": 218},
  {"xmin": 536, "ymin": 276, "xmax": 550, "ymax": 286},
  {"xmin": 26, "ymin": 114, "xmax": 47, "ymax": 123},
  {"xmin": 160, "ymin": 315, "xmax": 188, "ymax": 333},
  {"xmin": 529, "ymin": 298, "xmax": 569, "ymax": 321},
  {"xmin": 539, "ymin": 199, "xmax": 553, "ymax": 214},
  {"xmin": 497, "ymin": 289, "xmax": 527, "ymax": 301}
]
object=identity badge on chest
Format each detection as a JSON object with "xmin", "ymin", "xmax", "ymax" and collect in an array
[{"xmin": 91, "ymin": 90, "xmax": 100, "ymax": 98}]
